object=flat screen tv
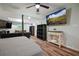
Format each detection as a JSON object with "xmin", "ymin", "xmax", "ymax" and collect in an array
[
  {"xmin": 0, "ymin": 20, "xmax": 12, "ymax": 29},
  {"xmin": 46, "ymin": 8, "xmax": 67, "ymax": 25}
]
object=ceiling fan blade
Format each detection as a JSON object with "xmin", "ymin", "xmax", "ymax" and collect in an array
[
  {"xmin": 40, "ymin": 4, "xmax": 49, "ymax": 9},
  {"xmin": 26, "ymin": 5, "xmax": 35, "ymax": 8},
  {"xmin": 36, "ymin": 9, "xmax": 39, "ymax": 12}
]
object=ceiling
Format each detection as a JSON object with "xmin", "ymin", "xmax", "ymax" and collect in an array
[{"xmin": 0, "ymin": 3, "xmax": 68, "ymax": 20}]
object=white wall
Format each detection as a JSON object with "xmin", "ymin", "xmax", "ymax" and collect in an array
[{"xmin": 47, "ymin": 4, "xmax": 79, "ymax": 51}]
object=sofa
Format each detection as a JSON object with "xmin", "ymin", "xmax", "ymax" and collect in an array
[{"xmin": 0, "ymin": 32, "xmax": 31, "ymax": 38}]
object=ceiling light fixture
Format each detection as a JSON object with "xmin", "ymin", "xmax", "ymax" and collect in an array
[
  {"xmin": 35, "ymin": 4, "xmax": 40, "ymax": 9},
  {"xmin": 28, "ymin": 16, "xmax": 31, "ymax": 19}
]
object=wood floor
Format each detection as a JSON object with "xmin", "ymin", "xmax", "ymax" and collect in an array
[{"xmin": 31, "ymin": 36, "xmax": 79, "ymax": 56}]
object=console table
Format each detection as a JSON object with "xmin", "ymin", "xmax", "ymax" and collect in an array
[{"xmin": 47, "ymin": 31, "xmax": 64, "ymax": 48}]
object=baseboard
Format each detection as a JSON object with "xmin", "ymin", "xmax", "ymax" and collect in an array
[
  {"xmin": 49, "ymin": 42, "xmax": 79, "ymax": 53},
  {"xmin": 63, "ymin": 46, "xmax": 79, "ymax": 53}
]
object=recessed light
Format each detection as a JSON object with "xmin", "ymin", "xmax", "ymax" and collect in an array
[{"xmin": 28, "ymin": 17, "xmax": 31, "ymax": 19}]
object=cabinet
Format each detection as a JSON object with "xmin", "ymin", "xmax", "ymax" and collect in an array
[{"xmin": 37, "ymin": 24, "xmax": 47, "ymax": 41}]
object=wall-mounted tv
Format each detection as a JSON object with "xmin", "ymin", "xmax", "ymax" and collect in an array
[
  {"xmin": 46, "ymin": 8, "xmax": 67, "ymax": 25},
  {"xmin": 0, "ymin": 19, "xmax": 12, "ymax": 29}
]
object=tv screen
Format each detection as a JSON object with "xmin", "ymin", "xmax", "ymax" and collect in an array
[
  {"xmin": 46, "ymin": 8, "xmax": 67, "ymax": 25},
  {"xmin": 0, "ymin": 20, "xmax": 12, "ymax": 29}
]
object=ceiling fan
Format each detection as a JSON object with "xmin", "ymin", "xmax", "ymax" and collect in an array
[{"xmin": 26, "ymin": 3, "xmax": 49, "ymax": 12}]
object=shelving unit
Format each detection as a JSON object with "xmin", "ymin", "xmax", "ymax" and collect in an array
[{"xmin": 37, "ymin": 24, "xmax": 47, "ymax": 41}]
